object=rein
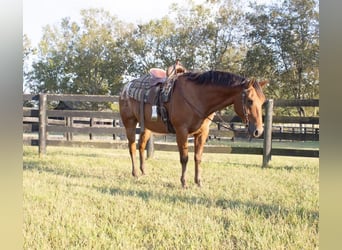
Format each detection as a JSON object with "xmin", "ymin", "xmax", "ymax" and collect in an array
[
  {"xmin": 241, "ymin": 89, "xmax": 249, "ymax": 125},
  {"xmin": 177, "ymin": 83, "xmax": 249, "ymax": 132}
]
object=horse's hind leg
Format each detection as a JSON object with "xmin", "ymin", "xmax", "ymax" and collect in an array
[
  {"xmin": 119, "ymin": 94, "xmax": 140, "ymax": 177},
  {"xmin": 138, "ymin": 129, "xmax": 152, "ymax": 175},
  {"xmin": 125, "ymin": 125, "xmax": 138, "ymax": 177},
  {"xmin": 121, "ymin": 117, "xmax": 138, "ymax": 176}
]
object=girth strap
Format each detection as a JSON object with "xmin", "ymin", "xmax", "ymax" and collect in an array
[{"xmin": 159, "ymin": 104, "xmax": 175, "ymax": 134}]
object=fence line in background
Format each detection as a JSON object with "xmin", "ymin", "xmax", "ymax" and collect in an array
[{"xmin": 23, "ymin": 94, "xmax": 319, "ymax": 166}]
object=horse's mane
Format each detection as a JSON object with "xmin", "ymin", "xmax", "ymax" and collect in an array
[{"xmin": 183, "ymin": 71, "xmax": 246, "ymax": 88}]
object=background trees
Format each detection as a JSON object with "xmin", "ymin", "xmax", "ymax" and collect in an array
[
  {"xmin": 24, "ymin": 9, "xmax": 131, "ymax": 95},
  {"xmin": 243, "ymin": 0, "xmax": 319, "ymax": 101},
  {"xmin": 24, "ymin": 0, "xmax": 319, "ymax": 101}
]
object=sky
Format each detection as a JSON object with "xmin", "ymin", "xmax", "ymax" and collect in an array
[
  {"xmin": 23, "ymin": 0, "xmax": 205, "ymax": 46},
  {"xmin": 23, "ymin": 0, "xmax": 275, "ymax": 47}
]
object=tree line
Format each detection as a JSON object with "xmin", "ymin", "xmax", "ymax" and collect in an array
[{"xmin": 23, "ymin": 0, "xmax": 319, "ymax": 103}]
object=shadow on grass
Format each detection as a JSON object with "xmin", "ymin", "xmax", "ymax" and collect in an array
[
  {"xmin": 215, "ymin": 198, "xmax": 318, "ymax": 223},
  {"xmin": 265, "ymin": 165, "xmax": 318, "ymax": 172},
  {"xmin": 23, "ymin": 159, "xmax": 111, "ymax": 180},
  {"xmin": 95, "ymin": 185, "xmax": 318, "ymax": 225}
]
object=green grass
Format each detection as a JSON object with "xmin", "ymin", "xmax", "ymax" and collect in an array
[{"xmin": 23, "ymin": 146, "xmax": 319, "ymax": 249}]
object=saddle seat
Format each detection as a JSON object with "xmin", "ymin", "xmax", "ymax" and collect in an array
[
  {"xmin": 149, "ymin": 68, "xmax": 167, "ymax": 79},
  {"xmin": 149, "ymin": 68, "xmax": 167, "ymax": 86}
]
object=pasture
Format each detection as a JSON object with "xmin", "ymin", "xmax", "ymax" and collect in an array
[{"xmin": 23, "ymin": 146, "xmax": 319, "ymax": 249}]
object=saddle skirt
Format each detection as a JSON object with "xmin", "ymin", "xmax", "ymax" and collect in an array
[{"xmin": 127, "ymin": 74, "xmax": 162, "ymax": 105}]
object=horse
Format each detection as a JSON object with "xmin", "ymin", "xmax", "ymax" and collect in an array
[{"xmin": 119, "ymin": 70, "xmax": 267, "ymax": 188}]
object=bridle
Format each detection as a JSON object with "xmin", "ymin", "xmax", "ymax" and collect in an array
[{"xmin": 214, "ymin": 89, "xmax": 249, "ymax": 131}]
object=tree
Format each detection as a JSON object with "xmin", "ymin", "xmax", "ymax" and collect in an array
[
  {"xmin": 122, "ymin": 17, "xmax": 177, "ymax": 77},
  {"xmin": 23, "ymin": 34, "xmax": 36, "ymax": 93},
  {"xmin": 243, "ymin": 0, "xmax": 319, "ymax": 103},
  {"xmin": 122, "ymin": 0, "xmax": 247, "ymax": 74},
  {"xmin": 25, "ymin": 9, "xmax": 132, "ymax": 96},
  {"xmin": 23, "ymin": 0, "xmax": 319, "ymax": 104}
]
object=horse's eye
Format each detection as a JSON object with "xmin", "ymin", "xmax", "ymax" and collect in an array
[{"xmin": 247, "ymin": 99, "xmax": 253, "ymax": 106}]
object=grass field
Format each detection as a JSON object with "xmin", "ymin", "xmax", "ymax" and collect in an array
[{"xmin": 23, "ymin": 146, "xmax": 319, "ymax": 249}]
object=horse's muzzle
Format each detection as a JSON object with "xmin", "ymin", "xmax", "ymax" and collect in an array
[{"xmin": 248, "ymin": 123, "xmax": 264, "ymax": 138}]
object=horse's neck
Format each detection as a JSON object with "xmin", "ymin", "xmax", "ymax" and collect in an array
[{"xmin": 188, "ymin": 84, "xmax": 241, "ymax": 116}]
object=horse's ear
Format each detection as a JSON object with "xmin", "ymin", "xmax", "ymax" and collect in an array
[{"xmin": 259, "ymin": 80, "xmax": 268, "ymax": 88}]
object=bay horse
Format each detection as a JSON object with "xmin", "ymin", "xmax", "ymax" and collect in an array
[{"xmin": 119, "ymin": 70, "xmax": 267, "ymax": 188}]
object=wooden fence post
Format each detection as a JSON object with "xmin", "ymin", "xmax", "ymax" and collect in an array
[
  {"xmin": 39, "ymin": 93, "xmax": 47, "ymax": 157},
  {"xmin": 113, "ymin": 119, "xmax": 119, "ymax": 140},
  {"xmin": 66, "ymin": 116, "xmax": 73, "ymax": 141},
  {"xmin": 263, "ymin": 99, "xmax": 273, "ymax": 167},
  {"xmin": 89, "ymin": 118, "xmax": 94, "ymax": 140}
]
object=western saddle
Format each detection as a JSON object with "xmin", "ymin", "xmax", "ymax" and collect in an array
[{"xmin": 126, "ymin": 62, "xmax": 187, "ymax": 133}]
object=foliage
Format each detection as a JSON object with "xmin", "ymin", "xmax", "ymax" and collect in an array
[
  {"xmin": 169, "ymin": 0, "xmax": 247, "ymax": 72},
  {"xmin": 25, "ymin": 9, "xmax": 132, "ymax": 95},
  {"xmin": 24, "ymin": 0, "xmax": 319, "ymax": 101},
  {"xmin": 122, "ymin": 1, "xmax": 246, "ymax": 76},
  {"xmin": 123, "ymin": 17, "xmax": 177, "ymax": 76},
  {"xmin": 243, "ymin": 0, "xmax": 319, "ymax": 101},
  {"xmin": 23, "ymin": 146, "xmax": 318, "ymax": 249}
]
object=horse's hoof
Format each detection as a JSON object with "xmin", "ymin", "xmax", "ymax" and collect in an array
[
  {"xmin": 181, "ymin": 180, "xmax": 188, "ymax": 189},
  {"xmin": 195, "ymin": 179, "xmax": 202, "ymax": 187},
  {"xmin": 181, "ymin": 178, "xmax": 187, "ymax": 188},
  {"xmin": 132, "ymin": 172, "xmax": 138, "ymax": 177}
]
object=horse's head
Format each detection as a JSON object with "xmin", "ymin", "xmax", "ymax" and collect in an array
[{"xmin": 234, "ymin": 78, "xmax": 268, "ymax": 138}]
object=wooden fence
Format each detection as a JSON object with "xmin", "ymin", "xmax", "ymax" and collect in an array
[{"xmin": 23, "ymin": 94, "xmax": 319, "ymax": 166}]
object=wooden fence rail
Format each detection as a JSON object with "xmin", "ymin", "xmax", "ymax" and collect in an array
[{"xmin": 23, "ymin": 94, "xmax": 319, "ymax": 166}]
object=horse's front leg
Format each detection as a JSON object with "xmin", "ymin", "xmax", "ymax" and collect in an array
[
  {"xmin": 176, "ymin": 130, "xmax": 189, "ymax": 188},
  {"xmin": 194, "ymin": 126, "xmax": 210, "ymax": 187},
  {"xmin": 138, "ymin": 129, "xmax": 152, "ymax": 175}
]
